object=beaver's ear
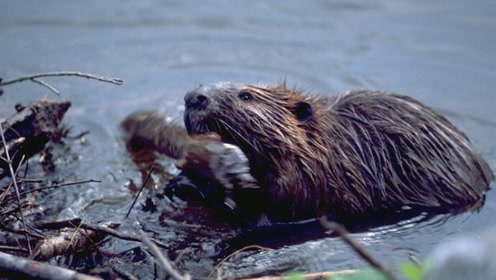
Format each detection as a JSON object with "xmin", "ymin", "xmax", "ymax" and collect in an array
[{"xmin": 292, "ymin": 101, "xmax": 313, "ymax": 123}]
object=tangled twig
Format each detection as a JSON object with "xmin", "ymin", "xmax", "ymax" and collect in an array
[{"xmin": 0, "ymin": 124, "xmax": 31, "ymax": 254}]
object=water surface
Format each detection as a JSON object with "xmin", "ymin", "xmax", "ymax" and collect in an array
[{"xmin": 1, "ymin": 0, "xmax": 495, "ymax": 278}]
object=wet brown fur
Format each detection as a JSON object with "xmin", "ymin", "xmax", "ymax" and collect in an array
[{"xmin": 183, "ymin": 83, "xmax": 494, "ymax": 223}]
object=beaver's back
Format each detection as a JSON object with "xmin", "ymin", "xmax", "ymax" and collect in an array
[{"xmin": 319, "ymin": 90, "xmax": 493, "ymax": 217}]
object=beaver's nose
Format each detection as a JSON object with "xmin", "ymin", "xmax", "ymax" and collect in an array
[{"xmin": 185, "ymin": 90, "xmax": 209, "ymax": 110}]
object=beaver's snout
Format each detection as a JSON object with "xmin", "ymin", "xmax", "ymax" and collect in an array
[
  {"xmin": 184, "ymin": 86, "xmax": 216, "ymax": 134},
  {"xmin": 185, "ymin": 90, "xmax": 209, "ymax": 111}
]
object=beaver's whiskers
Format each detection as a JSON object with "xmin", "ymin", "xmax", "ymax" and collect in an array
[{"xmin": 217, "ymin": 119, "xmax": 262, "ymax": 155}]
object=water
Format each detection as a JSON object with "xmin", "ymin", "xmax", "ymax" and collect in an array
[{"xmin": 1, "ymin": 0, "xmax": 495, "ymax": 278}]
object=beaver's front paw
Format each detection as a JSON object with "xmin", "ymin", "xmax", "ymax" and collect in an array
[{"xmin": 177, "ymin": 135, "xmax": 259, "ymax": 210}]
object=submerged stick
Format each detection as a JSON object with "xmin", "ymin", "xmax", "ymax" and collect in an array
[
  {"xmin": 125, "ymin": 165, "xmax": 155, "ymax": 218},
  {"xmin": 320, "ymin": 217, "xmax": 397, "ymax": 280},
  {"xmin": 141, "ymin": 233, "xmax": 190, "ymax": 280}
]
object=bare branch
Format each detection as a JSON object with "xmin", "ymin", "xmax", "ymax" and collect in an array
[
  {"xmin": 0, "ymin": 71, "xmax": 123, "ymax": 87},
  {"xmin": 30, "ymin": 78, "xmax": 60, "ymax": 95}
]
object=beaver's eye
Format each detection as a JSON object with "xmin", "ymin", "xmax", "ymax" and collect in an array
[{"xmin": 238, "ymin": 91, "xmax": 253, "ymax": 101}]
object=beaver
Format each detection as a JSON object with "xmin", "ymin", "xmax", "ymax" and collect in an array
[{"xmin": 123, "ymin": 82, "xmax": 494, "ymax": 226}]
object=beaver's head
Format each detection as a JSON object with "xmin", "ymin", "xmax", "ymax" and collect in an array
[{"xmin": 184, "ymin": 82, "xmax": 318, "ymax": 162}]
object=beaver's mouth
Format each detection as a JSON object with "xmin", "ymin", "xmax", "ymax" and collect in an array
[
  {"xmin": 184, "ymin": 109, "xmax": 223, "ymax": 135},
  {"xmin": 184, "ymin": 109, "xmax": 210, "ymax": 135},
  {"xmin": 185, "ymin": 110, "xmax": 241, "ymax": 145}
]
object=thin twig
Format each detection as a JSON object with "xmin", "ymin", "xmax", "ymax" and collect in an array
[
  {"xmin": 0, "ymin": 137, "xmax": 25, "ymax": 164},
  {"xmin": 407, "ymin": 252, "xmax": 422, "ymax": 267},
  {"xmin": 0, "ymin": 71, "xmax": 123, "ymax": 86},
  {"xmin": 126, "ymin": 166, "xmax": 154, "ymax": 218},
  {"xmin": 0, "ymin": 223, "xmax": 46, "ymax": 240},
  {"xmin": 173, "ymin": 249, "xmax": 192, "ymax": 265},
  {"xmin": 18, "ymin": 179, "xmax": 101, "ymax": 197},
  {"xmin": 80, "ymin": 223, "xmax": 169, "ymax": 250},
  {"xmin": 140, "ymin": 233, "xmax": 190, "ymax": 280},
  {"xmin": 0, "ymin": 200, "xmax": 36, "ymax": 220},
  {"xmin": 320, "ymin": 217, "xmax": 397, "ymax": 280},
  {"xmin": 17, "ymin": 178, "xmax": 44, "ymax": 183},
  {"xmin": 30, "ymin": 78, "xmax": 60, "ymax": 95},
  {"xmin": 0, "ymin": 155, "xmax": 25, "ymax": 206},
  {"xmin": 0, "ymin": 124, "xmax": 31, "ymax": 254},
  {"xmin": 0, "ymin": 180, "xmax": 13, "ymax": 206},
  {"xmin": 0, "ymin": 154, "xmax": 25, "ymax": 206},
  {"xmin": 0, "ymin": 245, "xmax": 29, "ymax": 253}
]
